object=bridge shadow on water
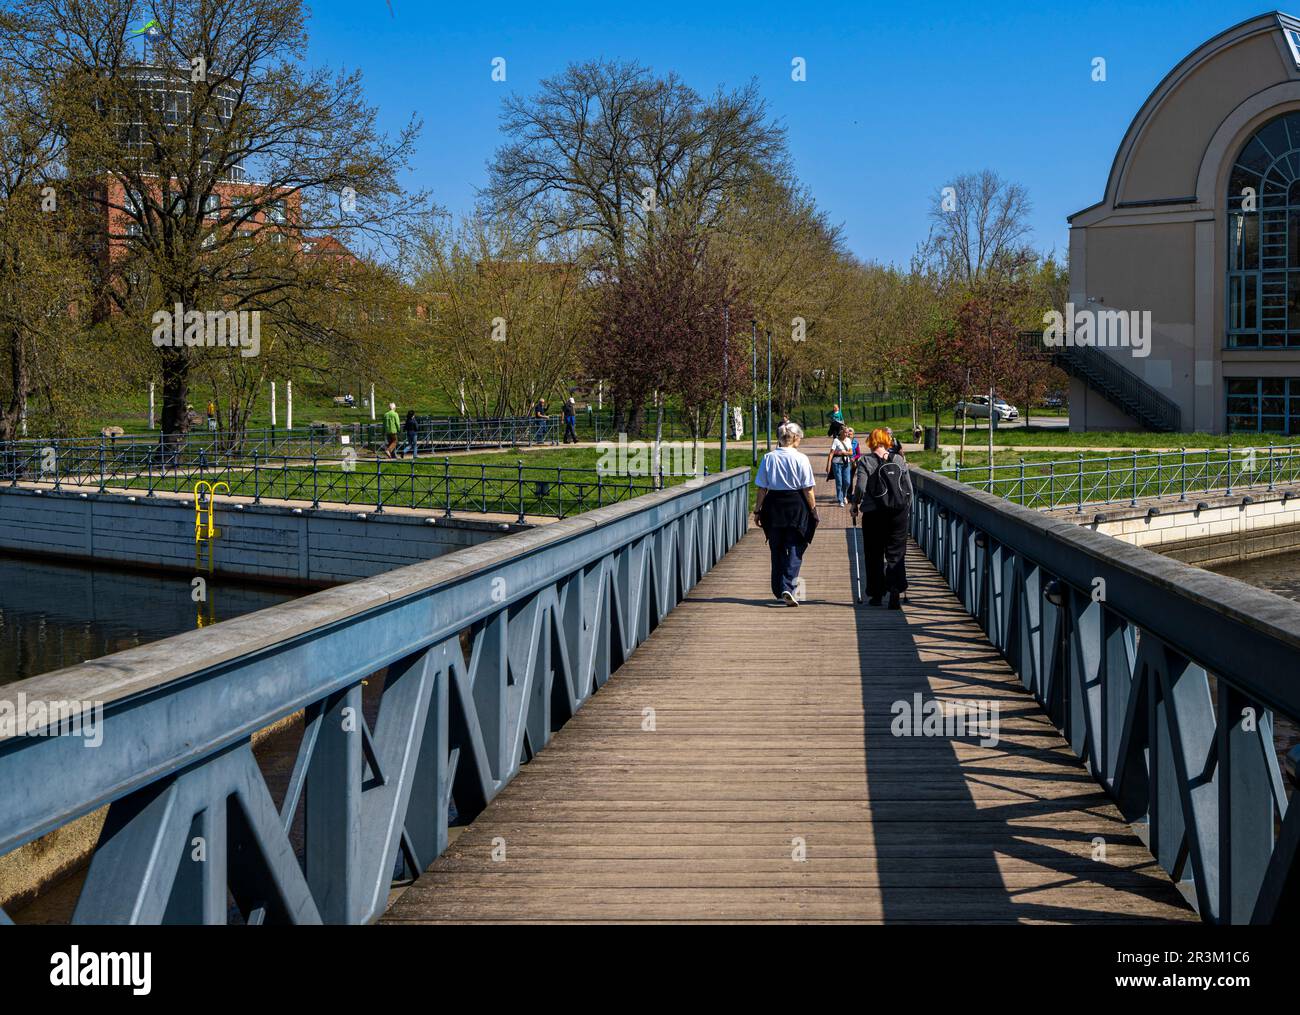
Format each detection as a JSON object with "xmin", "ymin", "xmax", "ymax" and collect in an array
[{"xmin": 841, "ymin": 521, "xmax": 1193, "ymax": 924}]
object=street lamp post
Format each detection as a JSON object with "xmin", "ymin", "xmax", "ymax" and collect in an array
[
  {"xmin": 766, "ymin": 329, "xmax": 773, "ymax": 452},
  {"xmin": 721, "ymin": 305, "xmax": 729, "ymax": 471},
  {"xmin": 838, "ymin": 334, "xmax": 843, "ymax": 408},
  {"xmin": 751, "ymin": 320, "xmax": 758, "ymax": 466}
]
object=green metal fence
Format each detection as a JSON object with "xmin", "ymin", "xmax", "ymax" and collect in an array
[{"xmin": 939, "ymin": 444, "xmax": 1300, "ymax": 511}]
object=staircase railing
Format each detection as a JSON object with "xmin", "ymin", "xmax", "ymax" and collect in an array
[{"xmin": 1019, "ymin": 331, "xmax": 1182, "ymax": 432}]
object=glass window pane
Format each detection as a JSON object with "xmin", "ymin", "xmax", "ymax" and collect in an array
[
  {"xmin": 1264, "ymin": 378, "xmax": 1287, "ymax": 395},
  {"xmin": 1228, "ymin": 379, "xmax": 1259, "ymax": 396}
]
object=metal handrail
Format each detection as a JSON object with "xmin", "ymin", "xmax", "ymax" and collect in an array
[
  {"xmin": 0, "ymin": 441, "xmax": 678, "ymax": 520},
  {"xmin": 911, "ymin": 467, "xmax": 1299, "ymax": 923},
  {"xmin": 940, "ymin": 443, "xmax": 1300, "ymax": 511}
]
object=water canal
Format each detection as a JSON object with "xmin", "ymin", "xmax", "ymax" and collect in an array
[{"xmin": 0, "ymin": 553, "xmax": 301, "ymax": 684}]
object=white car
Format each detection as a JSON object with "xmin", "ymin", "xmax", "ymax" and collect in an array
[{"xmin": 956, "ymin": 396, "xmax": 1019, "ymax": 421}]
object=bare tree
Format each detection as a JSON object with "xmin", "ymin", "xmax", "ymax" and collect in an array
[
  {"xmin": 927, "ymin": 169, "xmax": 1031, "ymax": 285},
  {"xmin": 485, "ymin": 58, "xmax": 786, "ymax": 270}
]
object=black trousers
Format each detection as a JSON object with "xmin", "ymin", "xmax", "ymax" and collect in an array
[
  {"xmin": 766, "ymin": 526, "xmax": 808, "ymax": 599},
  {"xmin": 861, "ymin": 506, "xmax": 909, "ymax": 598},
  {"xmin": 563, "ymin": 420, "xmax": 577, "ymax": 442}
]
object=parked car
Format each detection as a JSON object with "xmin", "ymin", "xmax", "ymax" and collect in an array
[{"xmin": 956, "ymin": 395, "xmax": 1019, "ymax": 421}]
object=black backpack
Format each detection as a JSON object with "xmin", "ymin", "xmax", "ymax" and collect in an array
[{"xmin": 865, "ymin": 453, "xmax": 907, "ymax": 511}]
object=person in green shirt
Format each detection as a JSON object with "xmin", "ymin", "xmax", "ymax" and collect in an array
[{"xmin": 383, "ymin": 402, "xmax": 400, "ymax": 458}]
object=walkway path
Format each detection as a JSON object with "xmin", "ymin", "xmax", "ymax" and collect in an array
[{"xmin": 381, "ymin": 446, "xmax": 1195, "ymax": 924}]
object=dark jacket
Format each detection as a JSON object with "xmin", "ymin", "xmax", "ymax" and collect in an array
[
  {"xmin": 759, "ymin": 490, "xmax": 816, "ymax": 544},
  {"xmin": 849, "ymin": 450, "xmax": 913, "ymax": 513}
]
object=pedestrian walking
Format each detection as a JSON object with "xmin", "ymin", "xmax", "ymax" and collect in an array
[
  {"xmin": 404, "ymin": 409, "xmax": 419, "ymax": 459},
  {"xmin": 848, "ymin": 427, "xmax": 913, "ymax": 609},
  {"xmin": 533, "ymin": 397, "xmax": 548, "ymax": 443},
  {"xmin": 383, "ymin": 402, "xmax": 400, "ymax": 459},
  {"xmin": 563, "ymin": 398, "xmax": 578, "ymax": 444},
  {"xmin": 885, "ymin": 426, "xmax": 903, "ymax": 454},
  {"xmin": 753, "ymin": 423, "xmax": 818, "ymax": 607},
  {"xmin": 828, "ymin": 403, "xmax": 845, "ymax": 439},
  {"xmin": 826, "ymin": 428, "xmax": 853, "ymax": 506}
]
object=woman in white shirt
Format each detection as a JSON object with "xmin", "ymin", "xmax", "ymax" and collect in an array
[
  {"xmin": 753, "ymin": 423, "xmax": 818, "ymax": 606},
  {"xmin": 827, "ymin": 433, "xmax": 853, "ymax": 506}
]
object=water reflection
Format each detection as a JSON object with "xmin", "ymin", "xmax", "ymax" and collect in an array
[
  {"xmin": 1209, "ymin": 550, "xmax": 1300, "ymax": 764},
  {"xmin": 1213, "ymin": 551, "xmax": 1300, "ymax": 603},
  {"xmin": 0, "ymin": 554, "xmax": 299, "ymax": 685}
]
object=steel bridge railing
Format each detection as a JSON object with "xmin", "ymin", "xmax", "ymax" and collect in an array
[
  {"xmin": 911, "ymin": 467, "xmax": 1300, "ymax": 923},
  {"xmin": 0, "ymin": 413, "xmax": 700, "ymax": 463},
  {"xmin": 0, "ymin": 442, "xmax": 676, "ymax": 520},
  {"xmin": 0, "ymin": 467, "xmax": 751, "ymax": 925},
  {"xmin": 939, "ymin": 443, "xmax": 1300, "ymax": 512}
]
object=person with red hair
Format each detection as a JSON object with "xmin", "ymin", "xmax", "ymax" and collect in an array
[{"xmin": 848, "ymin": 427, "xmax": 913, "ymax": 608}]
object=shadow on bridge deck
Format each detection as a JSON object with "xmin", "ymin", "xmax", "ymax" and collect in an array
[{"xmin": 382, "ymin": 450, "xmax": 1195, "ymax": 924}]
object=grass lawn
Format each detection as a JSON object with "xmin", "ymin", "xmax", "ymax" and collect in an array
[{"xmin": 108, "ymin": 444, "xmax": 770, "ymax": 517}]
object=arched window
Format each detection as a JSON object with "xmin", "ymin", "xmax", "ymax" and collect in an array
[{"xmin": 1227, "ymin": 111, "xmax": 1300, "ymax": 348}]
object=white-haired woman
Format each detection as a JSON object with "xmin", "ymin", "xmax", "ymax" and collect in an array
[{"xmin": 753, "ymin": 422, "xmax": 818, "ymax": 606}]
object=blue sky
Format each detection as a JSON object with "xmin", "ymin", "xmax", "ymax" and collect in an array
[{"xmin": 305, "ymin": 0, "xmax": 1279, "ymax": 266}]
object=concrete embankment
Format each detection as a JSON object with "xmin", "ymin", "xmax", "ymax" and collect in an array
[
  {"xmin": 1053, "ymin": 483, "xmax": 1300, "ymax": 568},
  {"xmin": 0, "ymin": 486, "xmax": 528, "ymax": 585}
]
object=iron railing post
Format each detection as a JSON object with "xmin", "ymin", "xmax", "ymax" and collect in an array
[
  {"xmin": 98, "ymin": 438, "xmax": 106, "ymax": 495},
  {"xmin": 1130, "ymin": 451, "xmax": 1137, "ymax": 508},
  {"xmin": 444, "ymin": 457, "xmax": 452, "ymax": 517},
  {"xmin": 1076, "ymin": 454, "xmax": 1084, "ymax": 514},
  {"xmin": 376, "ymin": 457, "xmax": 384, "ymax": 513},
  {"xmin": 1179, "ymin": 448, "xmax": 1186, "ymax": 501},
  {"xmin": 312, "ymin": 452, "xmax": 320, "ymax": 509},
  {"xmin": 253, "ymin": 450, "xmax": 261, "ymax": 504},
  {"xmin": 517, "ymin": 459, "xmax": 525, "ymax": 523},
  {"xmin": 1227, "ymin": 442, "xmax": 1234, "ymax": 497}
]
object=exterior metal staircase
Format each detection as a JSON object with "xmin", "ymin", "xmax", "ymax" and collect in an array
[{"xmin": 1019, "ymin": 332, "xmax": 1182, "ymax": 432}]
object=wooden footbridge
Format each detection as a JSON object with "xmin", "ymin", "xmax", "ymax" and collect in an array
[{"xmin": 383, "ymin": 458, "xmax": 1194, "ymax": 924}]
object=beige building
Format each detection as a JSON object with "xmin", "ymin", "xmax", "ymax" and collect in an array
[{"xmin": 1068, "ymin": 11, "xmax": 1300, "ymax": 434}]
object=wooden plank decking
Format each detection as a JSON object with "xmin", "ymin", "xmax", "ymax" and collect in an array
[{"xmin": 383, "ymin": 444, "xmax": 1196, "ymax": 924}]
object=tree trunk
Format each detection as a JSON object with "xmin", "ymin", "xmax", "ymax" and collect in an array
[
  {"xmin": 653, "ymin": 395, "xmax": 664, "ymax": 489},
  {"xmin": 160, "ymin": 346, "xmax": 192, "ymax": 445},
  {"xmin": 1, "ymin": 328, "xmax": 29, "ymax": 443}
]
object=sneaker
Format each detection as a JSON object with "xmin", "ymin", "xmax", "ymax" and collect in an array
[{"xmin": 781, "ymin": 590, "xmax": 800, "ymax": 607}]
